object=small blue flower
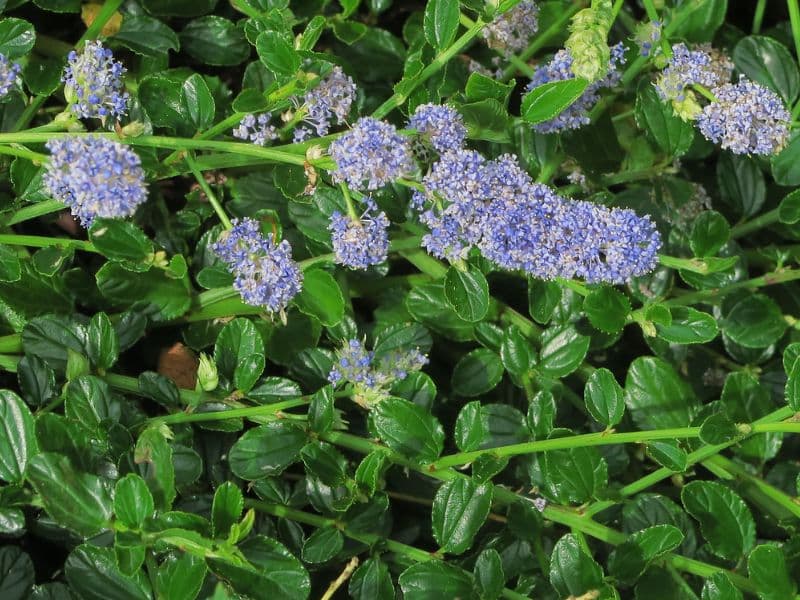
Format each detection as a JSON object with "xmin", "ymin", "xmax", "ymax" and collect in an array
[
  {"xmin": 0, "ymin": 53, "xmax": 20, "ymax": 99},
  {"xmin": 696, "ymin": 79, "xmax": 790, "ymax": 155},
  {"xmin": 62, "ymin": 41, "xmax": 128, "ymax": 120},
  {"xmin": 654, "ymin": 43, "xmax": 728, "ymax": 102},
  {"xmin": 329, "ymin": 117, "xmax": 414, "ymax": 191},
  {"xmin": 211, "ymin": 218, "xmax": 303, "ymax": 314},
  {"xmin": 233, "ymin": 114, "xmax": 278, "ymax": 146},
  {"xmin": 484, "ymin": 1, "xmax": 540, "ymax": 55},
  {"xmin": 329, "ymin": 208, "xmax": 390, "ymax": 270},
  {"xmin": 298, "ymin": 65, "xmax": 357, "ymax": 139},
  {"xmin": 407, "ymin": 103, "xmax": 467, "ymax": 153},
  {"xmin": 527, "ymin": 43, "xmax": 626, "ymax": 133},
  {"xmin": 44, "ymin": 136, "xmax": 147, "ymax": 226}
]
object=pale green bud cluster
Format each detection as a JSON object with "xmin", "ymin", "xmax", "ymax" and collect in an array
[{"xmin": 565, "ymin": 0, "xmax": 614, "ymax": 82}]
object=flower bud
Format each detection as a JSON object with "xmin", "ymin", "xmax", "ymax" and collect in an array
[{"xmin": 196, "ymin": 353, "xmax": 218, "ymax": 392}]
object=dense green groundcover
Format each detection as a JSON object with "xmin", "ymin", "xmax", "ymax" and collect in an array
[{"xmin": 1, "ymin": 0, "xmax": 800, "ymax": 598}]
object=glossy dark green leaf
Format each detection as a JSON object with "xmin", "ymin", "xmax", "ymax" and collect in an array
[
  {"xmin": 549, "ymin": 533, "xmax": 604, "ymax": 599},
  {"xmin": 96, "ymin": 261, "xmax": 191, "ymax": 322},
  {"xmin": 0, "ymin": 547, "xmax": 34, "ymax": 600},
  {"xmin": 786, "ymin": 356, "xmax": 800, "ymax": 411},
  {"xmin": 451, "ymin": 348, "xmax": 504, "ymax": 396},
  {"xmin": 214, "ymin": 317, "xmax": 265, "ymax": 393},
  {"xmin": 701, "ymin": 572, "xmax": 743, "ymax": 600},
  {"xmin": 181, "ymin": 16, "xmax": 249, "ymax": 66},
  {"xmin": 0, "ymin": 18, "xmax": 35, "ymax": 58},
  {"xmin": 308, "ymin": 385, "xmax": 334, "ymax": 434},
  {"xmin": 256, "ymin": 31, "xmax": 300, "ymax": 77},
  {"xmin": 473, "ymin": 548, "xmax": 504, "ymax": 600},
  {"xmin": 528, "ymin": 279, "xmax": 561, "ymax": 324},
  {"xmin": 0, "ymin": 245, "xmax": 20, "ymax": 283},
  {"xmin": 635, "ymin": 83, "xmax": 694, "ymax": 157},
  {"xmin": 407, "ymin": 283, "xmax": 474, "ymax": 341},
  {"xmin": 87, "ymin": 312, "xmax": 119, "ymax": 371},
  {"xmin": 155, "ymin": 553, "xmax": 207, "ymax": 600},
  {"xmin": 609, "ymin": 525, "xmax": 684, "ymax": 584},
  {"xmin": 681, "ymin": 480, "xmax": 755, "ymax": 561},
  {"xmin": 212, "ymin": 481, "xmax": 243, "ymax": 539},
  {"xmin": 646, "ymin": 440, "xmax": 688, "ymax": 472},
  {"xmin": 699, "ymin": 412, "xmax": 738, "ymax": 445},
  {"xmin": 772, "ymin": 132, "xmax": 800, "ymax": 185},
  {"xmin": 135, "ymin": 427, "xmax": 176, "ymax": 511},
  {"xmin": 522, "ymin": 79, "xmax": 588, "ymax": 124},
  {"xmin": 349, "ymin": 557, "xmax": 394, "ymax": 600},
  {"xmin": 720, "ymin": 293, "xmax": 786, "ymax": 349},
  {"xmin": 584, "ymin": 367, "xmax": 624, "ymax": 428},
  {"xmin": 0, "ymin": 390, "xmax": 36, "ymax": 483},
  {"xmin": 454, "ymin": 401, "xmax": 486, "ymax": 452},
  {"xmin": 747, "ymin": 545, "xmax": 796, "ymax": 600},
  {"xmin": 538, "ymin": 325, "xmax": 589, "ymax": 379},
  {"xmin": 527, "ymin": 389, "xmax": 556, "ymax": 439},
  {"xmin": 542, "ymin": 441, "xmax": 608, "ymax": 503},
  {"xmin": 228, "ymin": 422, "xmax": 306, "ymax": 480},
  {"xmin": 443, "ymin": 265, "xmax": 489, "ymax": 323},
  {"xmin": 583, "ymin": 287, "xmax": 631, "ymax": 333},
  {"xmin": 182, "ymin": 74, "xmax": 215, "ymax": 130},
  {"xmin": 656, "ymin": 306, "xmax": 718, "ymax": 345},
  {"xmin": 301, "ymin": 527, "xmax": 343, "ymax": 563},
  {"xmin": 300, "ymin": 440, "xmax": 347, "ymax": 486},
  {"xmin": 500, "ymin": 324, "xmax": 533, "ymax": 379},
  {"xmin": 717, "ymin": 153, "xmax": 765, "ymax": 218},
  {"xmin": 114, "ymin": 15, "xmax": 180, "ymax": 57},
  {"xmin": 690, "ymin": 211, "xmax": 730, "ymax": 257},
  {"xmin": 733, "ymin": 35, "xmax": 799, "ymax": 104},
  {"xmin": 624, "ymin": 356, "xmax": 698, "ymax": 429},
  {"xmin": 294, "ymin": 269, "xmax": 345, "ymax": 327},
  {"xmin": 675, "ymin": 0, "xmax": 727, "ymax": 43},
  {"xmin": 372, "ymin": 397, "xmax": 444, "ymax": 463},
  {"xmin": 432, "ymin": 478, "xmax": 493, "ymax": 555},
  {"xmin": 114, "ymin": 474, "xmax": 154, "ymax": 530},
  {"xmin": 398, "ymin": 561, "xmax": 473, "ymax": 600},
  {"xmin": 423, "ymin": 0, "xmax": 458, "ymax": 49},
  {"xmin": 65, "ymin": 545, "xmax": 150, "ymax": 600}
]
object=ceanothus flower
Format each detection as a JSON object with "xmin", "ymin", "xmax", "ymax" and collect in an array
[
  {"xmin": 634, "ymin": 20, "xmax": 661, "ymax": 57},
  {"xmin": 654, "ymin": 43, "xmax": 723, "ymax": 102},
  {"xmin": 407, "ymin": 104, "xmax": 467, "ymax": 153},
  {"xmin": 483, "ymin": 1, "xmax": 539, "ymax": 55},
  {"xmin": 211, "ymin": 218, "xmax": 303, "ymax": 314},
  {"xmin": 44, "ymin": 136, "xmax": 147, "ymax": 226},
  {"xmin": 329, "ymin": 117, "xmax": 414, "ymax": 191},
  {"xmin": 62, "ymin": 41, "xmax": 129, "ymax": 120},
  {"xmin": 233, "ymin": 114, "xmax": 278, "ymax": 146},
  {"xmin": 0, "ymin": 53, "xmax": 20, "ymax": 99},
  {"xmin": 527, "ymin": 43, "xmax": 625, "ymax": 133},
  {"xmin": 328, "ymin": 338, "xmax": 428, "ymax": 407},
  {"xmin": 696, "ymin": 79, "xmax": 790, "ymax": 155},
  {"xmin": 329, "ymin": 208, "xmax": 390, "ymax": 269},
  {"xmin": 295, "ymin": 65, "xmax": 357, "ymax": 142}
]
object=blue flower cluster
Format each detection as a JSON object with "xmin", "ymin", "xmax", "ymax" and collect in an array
[
  {"xmin": 328, "ymin": 338, "xmax": 428, "ymax": 406},
  {"xmin": 483, "ymin": 1, "xmax": 540, "ymax": 55},
  {"xmin": 696, "ymin": 79, "xmax": 790, "ymax": 155},
  {"xmin": 407, "ymin": 103, "xmax": 467, "ymax": 153},
  {"xmin": 413, "ymin": 151, "xmax": 661, "ymax": 283},
  {"xmin": 329, "ymin": 117, "xmax": 414, "ymax": 191},
  {"xmin": 62, "ymin": 41, "xmax": 128, "ymax": 120},
  {"xmin": 294, "ymin": 66, "xmax": 356, "ymax": 142},
  {"xmin": 44, "ymin": 136, "xmax": 147, "ymax": 226},
  {"xmin": 654, "ymin": 43, "xmax": 729, "ymax": 102},
  {"xmin": 0, "ymin": 53, "xmax": 20, "ymax": 99},
  {"xmin": 211, "ymin": 218, "xmax": 303, "ymax": 314},
  {"xmin": 527, "ymin": 43, "xmax": 625, "ymax": 133},
  {"xmin": 233, "ymin": 114, "xmax": 278, "ymax": 146},
  {"xmin": 329, "ymin": 207, "xmax": 390, "ymax": 270},
  {"xmin": 634, "ymin": 20, "xmax": 661, "ymax": 57}
]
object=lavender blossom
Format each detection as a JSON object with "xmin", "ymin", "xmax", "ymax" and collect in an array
[
  {"xmin": 233, "ymin": 114, "xmax": 278, "ymax": 146},
  {"xmin": 407, "ymin": 104, "xmax": 467, "ymax": 153},
  {"xmin": 0, "ymin": 53, "xmax": 20, "ymax": 99},
  {"xmin": 299, "ymin": 66, "xmax": 356, "ymax": 138},
  {"xmin": 211, "ymin": 218, "xmax": 303, "ymax": 314},
  {"xmin": 44, "ymin": 136, "xmax": 147, "ymax": 226},
  {"xmin": 483, "ymin": 1, "xmax": 540, "ymax": 55},
  {"xmin": 62, "ymin": 41, "xmax": 128, "ymax": 120},
  {"xmin": 527, "ymin": 43, "xmax": 625, "ymax": 133},
  {"xmin": 696, "ymin": 79, "xmax": 790, "ymax": 155},
  {"xmin": 329, "ymin": 208, "xmax": 390, "ymax": 269},
  {"xmin": 654, "ymin": 43, "xmax": 724, "ymax": 102},
  {"xmin": 329, "ymin": 117, "xmax": 414, "ymax": 191}
]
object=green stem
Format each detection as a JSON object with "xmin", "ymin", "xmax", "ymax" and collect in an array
[
  {"xmin": 641, "ymin": 0, "xmax": 672, "ymax": 58},
  {"xmin": 0, "ymin": 233, "xmax": 97, "ymax": 253},
  {"xmin": 788, "ymin": 0, "xmax": 800, "ymax": 66},
  {"xmin": 185, "ymin": 152, "xmax": 232, "ymax": 230},
  {"xmin": 12, "ymin": 97, "xmax": 49, "ymax": 134},
  {"xmin": 147, "ymin": 398, "xmax": 310, "ymax": 426},
  {"xmin": 340, "ymin": 183, "xmax": 360, "ymax": 221},
  {"xmin": 730, "ymin": 207, "xmax": 780, "ymax": 239},
  {"xmin": 78, "ymin": 0, "xmax": 125, "ymax": 44},
  {"xmin": 692, "ymin": 83, "xmax": 718, "ymax": 102},
  {"xmin": 753, "ymin": 0, "xmax": 767, "ymax": 33},
  {"xmin": 5, "ymin": 200, "xmax": 66, "ymax": 226},
  {"xmin": 0, "ymin": 145, "xmax": 48, "ymax": 162},
  {"xmin": 665, "ymin": 267, "xmax": 800, "ymax": 307}
]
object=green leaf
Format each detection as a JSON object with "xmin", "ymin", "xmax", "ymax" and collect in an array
[
  {"xmin": 0, "ymin": 390, "xmax": 36, "ymax": 484},
  {"xmin": 584, "ymin": 367, "xmax": 624, "ymax": 428},
  {"xmin": 702, "ymin": 572, "xmax": 743, "ymax": 600},
  {"xmin": 458, "ymin": 98, "xmax": 511, "ymax": 143},
  {"xmin": 528, "ymin": 389, "xmax": 556, "ymax": 439},
  {"xmin": 778, "ymin": 188, "xmax": 800, "ymax": 224},
  {"xmin": 17, "ymin": 355, "xmax": 56, "ymax": 407},
  {"xmin": 549, "ymin": 533, "xmax": 604, "ymax": 599},
  {"xmin": 27, "ymin": 453, "xmax": 112, "ymax": 536},
  {"xmin": 140, "ymin": 0, "xmax": 217, "ymax": 17},
  {"xmin": 690, "ymin": 211, "xmax": 730, "ymax": 257},
  {"xmin": 451, "ymin": 348, "xmax": 504, "ymax": 396},
  {"xmin": 635, "ymin": 83, "xmax": 694, "ymax": 157},
  {"xmin": 373, "ymin": 321, "xmax": 432, "ymax": 359},
  {"xmin": 212, "ymin": 481, "xmax": 243, "ymax": 539},
  {"xmin": 372, "ymin": 397, "xmax": 444, "ymax": 463},
  {"xmin": 681, "ymin": 480, "xmax": 755, "ymax": 561},
  {"xmin": 646, "ymin": 440, "xmax": 688, "ymax": 472},
  {"xmin": 717, "ymin": 153, "xmax": 765, "ymax": 218},
  {"xmin": 609, "ymin": 525, "xmax": 684, "ymax": 584},
  {"xmin": 538, "ymin": 325, "xmax": 589, "ymax": 379},
  {"xmin": 228, "ymin": 421, "xmax": 306, "ymax": 480},
  {"xmin": 443, "ymin": 265, "xmax": 489, "ymax": 323},
  {"xmin": 308, "ymin": 385, "xmax": 334, "ymax": 434},
  {"xmin": 583, "ymin": 287, "xmax": 631, "ymax": 333},
  {"xmin": 748, "ymin": 545, "xmax": 796, "ymax": 600},
  {"xmin": 87, "ymin": 312, "xmax": 119, "ymax": 371},
  {"xmin": 675, "ymin": 0, "xmax": 727, "ymax": 43},
  {"xmin": 349, "ymin": 557, "xmax": 394, "ymax": 600},
  {"xmin": 214, "ymin": 318, "xmax": 265, "ymax": 393},
  {"xmin": 114, "ymin": 474, "xmax": 154, "ymax": 530},
  {"xmin": 423, "ymin": 0, "xmax": 459, "ymax": 49},
  {"xmin": 786, "ymin": 356, "xmax": 800, "ymax": 411},
  {"xmin": 182, "ymin": 74, "xmax": 215, "ymax": 130},
  {"xmin": 181, "ymin": 17, "xmax": 249, "ymax": 66},
  {"xmin": 0, "ymin": 547, "xmax": 34, "ymax": 600},
  {"xmin": 96, "ymin": 261, "xmax": 191, "ymax": 322},
  {"xmin": 135, "ymin": 427, "xmax": 176, "ymax": 511},
  {"xmin": 23, "ymin": 56, "xmax": 63, "ymax": 96},
  {"xmin": 354, "ymin": 451, "xmax": 388, "ymax": 497},
  {"xmin": 207, "ymin": 535, "xmax": 310, "ymax": 600},
  {"xmin": 0, "ymin": 18, "xmax": 35, "ymax": 58},
  {"xmin": 156, "ymin": 553, "xmax": 207, "ymax": 600},
  {"xmin": 500, "ymin": 325, "xmax": 533, "ymax": 379},
  {"xmin": 465, "ymin": 72, "xmax": 513, "ymax": 104},
  {"xmin": 0, "ymin": 245, "xmax": 21, "ymax": 283},
  {"xmin": 656, "ymin": 306, "xmax": 718, "ymax": 345},
  {"xmin": 432, "ymin": 478, "xmax": 493, "ymax": 555},
  {"xmin": 528, "ymin": 278, "xmax": 562, "ymax": 324},
  {"xmin": 624, "ymin": 356, "xmax": 697, "ymax": 429},
  {"xmin": 521, "ymin": 79, "xmax": 589, "ymax": 124},
  {"xmin": 294, "ymin": 269, "xmax": 345, "ymax": 327},
  {"xmin": 301, "ymin": 527, "xmax": 343, "ymax": 563},
  {"xmin": 256, "ymin": 31, "xmax": 300, "ymax": 77},
  {"xmin": 300, "ymin": 440, "xmax": 347, "ymax": 486},
  {"xmin": 454, "ymin": 401, "xmax": 486, "ymax": 452},
  {"xmin": 474, "ymin": 548, "xmax": 504, "ymax": 600},
  {"xmin": 65, "ymin": 545, "xmax": 150, "ymax": 600},
  {"xmin": 139, "ymin": 74, "xmax": 191, "ymax": 134},
  {"xmin": 399, "ymin": 561, "xmax": 473, "ymax": 600},
  {"xmin": 772, "ymin": 131, "xmax": 800, "ymax": 185},
  {"xmin": 407, "ymin": 283, "xmax": 474, "ymax": 341},
  {"xmin": 733, "ymin": 35, "xmax": 799, "ymax": 104},
  {"xmin": 542, "ymin": 439, "xmax": 607, "ymax": 503},
  {"xmin": 114, "ymin": 15, "xmax": 180, "ymax": 57},
  {"xmin": 720, "ymin": 293, "xmax": 786, "ymax": 348},
  {"xmin": 699, "ymin": 412, "xmax": 738, "ymax": 445}
]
